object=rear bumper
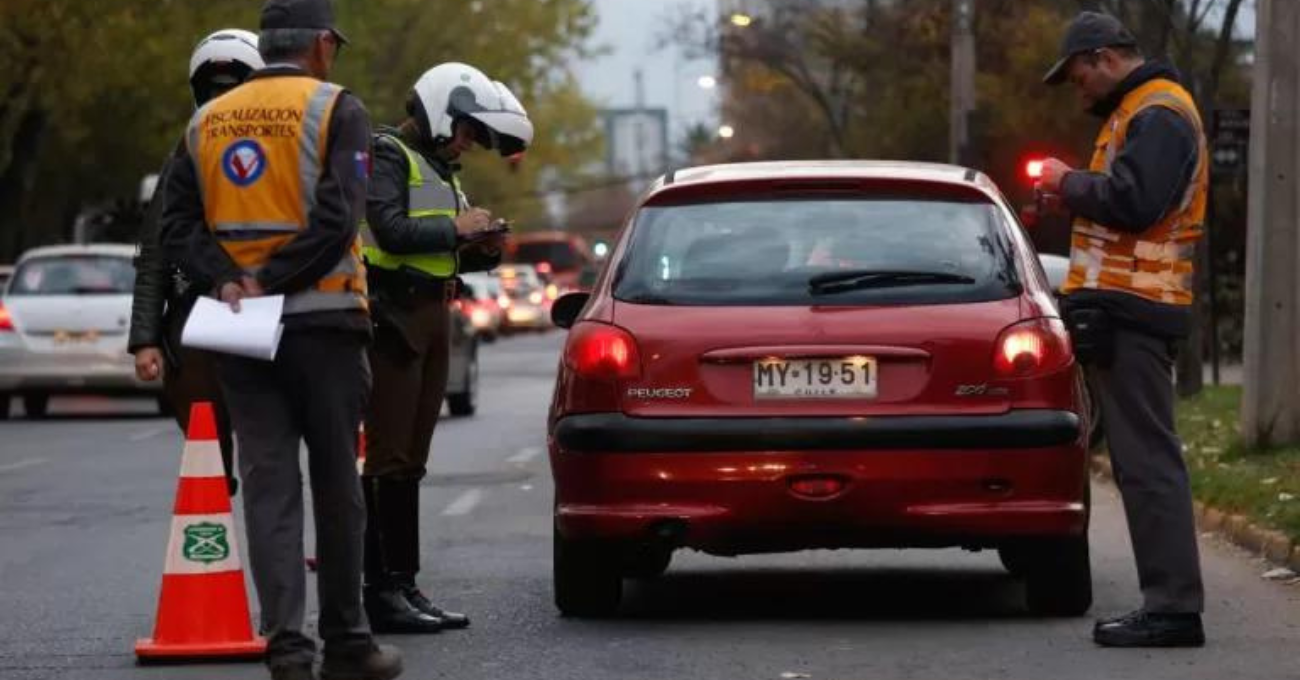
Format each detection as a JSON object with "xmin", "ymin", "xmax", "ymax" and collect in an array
[
  {"xmin": 550, "ymin": 411, "xmax": 1088, "ymax": 554},
  {"xmin": 0, "ymin": 350, "xmax": 155, "ymax": 393},
  {"xmin": 554, "ymin": 410, "xmax": 1080, "ymax": 452}
]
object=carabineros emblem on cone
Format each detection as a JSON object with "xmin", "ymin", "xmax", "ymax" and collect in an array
[{"xmin": 182, "ymin": 522, "xmax": 230, "ymax": 564}]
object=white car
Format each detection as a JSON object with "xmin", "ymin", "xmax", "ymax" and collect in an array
[{"xmin": 0, "ymin": 244, "xmax": 159, "ymax": 419}]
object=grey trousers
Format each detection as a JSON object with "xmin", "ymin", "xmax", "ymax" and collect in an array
[
  {"xmin": 1093, "ymin": 327, "xmax": 1205, "ymax": 613},
  {"xmin": 218, "ymin": 330, "xmax": 374, "ymax": 666}
]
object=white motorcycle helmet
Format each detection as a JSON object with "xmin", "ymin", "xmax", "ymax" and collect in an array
[
  {"xmin": 188, "ymin": 29, "xmax": 264, "ymax": 106},
  {"xmin": 408, "ymin": 62, "xmax": 534, "ymax": 157}
]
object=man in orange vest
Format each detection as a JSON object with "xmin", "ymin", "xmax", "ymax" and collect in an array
[
  {"xmin": 1037, "ymin": 12, "xmax": 1207, "ymax": 648},
  {"xmin": 161, "ymin": 1, "xmax": 402, "ymax": 678}
]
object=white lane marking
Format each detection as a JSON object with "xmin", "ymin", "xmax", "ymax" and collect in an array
[
  {"xmin": 506, "ymin": 446, "xmax": 543, "ymax": 465},
  {"xmin": 442, "ymin": 488, "xmax": 483, "ymax": 516},
  {"xmin": 0, "ymin": 458, "xmax": 49, "ymax": 474},
  {"xmin": 129, "ymin": 426, "xmax": 171, "ymax": 442}
]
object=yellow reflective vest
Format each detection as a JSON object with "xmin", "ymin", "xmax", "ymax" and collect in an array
[
  {"xmin": 1063, "ymin": 78, "xmax": 1208, "ymax": 306},
  {"xmin": 188, "ymin": 75, "xmax": 368, "ymax": 314},
  {"xmin": 360, "ymin": 134, "xmax": 465, "ymax": 279}
]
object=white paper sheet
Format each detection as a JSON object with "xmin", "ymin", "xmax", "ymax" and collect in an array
[{"xmin": 181, "ymin": 295, "xmax": 285, "ymax": 361}]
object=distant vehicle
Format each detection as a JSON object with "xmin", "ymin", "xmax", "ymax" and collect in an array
[
  {"xmin": 496, "ymin": 264, "xmax": 550, "ymax": 333},
  {"xmin": 547, "ymin": 161, "xmax": 1093, "ymax": 618},
  {"xmin": 445, "ymin": 289, "xmax": 479, "ymax": 418},
  {"xmin": 456, "ymin": 272, "xmax": 504, "ymax": 342},
  {"xmin": 0, "ymin": 266, "xmax": 13, "ymax": 291},
  {"xmin": 504, "ymin": 231, "xmax": 594, "ymax": 293},
  {"xmin": 0, "ymin": 244, "xmax": 160, "ymax": 418}
]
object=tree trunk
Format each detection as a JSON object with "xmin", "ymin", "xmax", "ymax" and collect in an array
[{"xmin": 0, "ymin": 106, "xmax": 48, "ymax": 262}]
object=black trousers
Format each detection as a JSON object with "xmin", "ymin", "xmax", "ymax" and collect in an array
[
  {"xmin": 1093, "ymin": 327, "xmax": 1205, "ymax": 613},
  {"xmin": 217, "ymin": 330, "xmax": 374, "ymax": 667}
]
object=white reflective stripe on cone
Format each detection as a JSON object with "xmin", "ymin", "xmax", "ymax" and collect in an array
[
  {"xmin": 179, "ymin": 440, "xmax": 226, "ymax": 479},
  {"xmin": 163, "ymin": 513, "xmax": 244, "ymax": 575}
]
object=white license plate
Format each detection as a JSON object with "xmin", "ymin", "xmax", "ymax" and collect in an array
[{"xmin": 753, "ymin": 357, "xmax": 878, "ymax": 399}]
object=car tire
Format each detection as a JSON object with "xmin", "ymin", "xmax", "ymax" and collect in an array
[
  {"xmin": 23, "ymin": 394, "xmax": 49, "ymax": 419},
  {"xmin": 621, "ymin": 545, "xmax": 672, "ymax": 579},
  {"xmin": 447, "ymin": 347, "xmax": 478, "ymax": 417},
  {"xmin": 997, "ymin": 545, "xmax": 1032, "ymax": 578},
  {"xmin": 1023, "ymin": 535, "xmax": 1093, "ymax": 617},
  {"xmin": 0, "ymin": 394, "xmax": 11, "ymax": 420},
  {"xmin": 553, "ymin": 527, "xmax": 622, "ymax": 617}
]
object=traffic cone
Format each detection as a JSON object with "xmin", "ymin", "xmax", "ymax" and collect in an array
[{"xmin": 135, "ymin": 402, "xmax": 266, "ymax": 662}]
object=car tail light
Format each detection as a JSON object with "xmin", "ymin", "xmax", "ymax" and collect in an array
[
  {"xmin": 994, "ymin": 318, "xmax": 1072, "ymax": 378},
  {"xmin": 564, "ymin": 322, "xmax": 640, "ymax": 381},
  {"xmin": 1025, "ymin": 158, "xmax": 1045, "ymax": 181},
  {"xmin": 0, "ymin": 303, "xmax": 12, "ymax": 332},
  {"xmin": 497, "ymin": 294, "xmax": 512, "ymax": 309},
  {"xmin": 545, "ymin": 284, "xmax": 559, "ymax": 300},
  {"xmin": 536, "ymin": 262, "xmax": 552, "ymax": 275}
]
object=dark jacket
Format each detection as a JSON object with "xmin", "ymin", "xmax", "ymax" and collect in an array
[
  {"xmin": 160, "ymin": 65, "xmax": 373, "ymax": 334},
  {"xmin": 1060, "ymin": 61, "xmax": 1203, "ymax": 338},
  {"xmin": 365, "ymin": 125, "xmax": 502, "ymax": 293},
  {"xmin": 128, "ymin": 144, "xmax": 180, "ymax": 354}
]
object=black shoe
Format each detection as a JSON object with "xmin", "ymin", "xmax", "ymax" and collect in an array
[
  {"xmin": 320, "ymin": 643, "xmax": 403, "ymax": 680},
  {"xmin": 1093, "ymin": 610, "xmax": 1205, "ymax": 647},
  {"xmin": 364, "ymin": 586, "xmax": 443, "ymax": 634},
  {"xmin": 401, "ymin": 585, "xmax": 471, "ymax": 629},
  {"xmin": 270, "ymin": 663, "xmax": 315, "ymax": 680}
]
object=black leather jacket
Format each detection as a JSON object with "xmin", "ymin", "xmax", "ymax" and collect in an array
[{"xmin": 128, "ymin": 144, "xmax": 204, "ymax": 359}]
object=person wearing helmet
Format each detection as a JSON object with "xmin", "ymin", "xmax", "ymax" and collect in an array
[
  {"xmin": 127, "ymin": 28, "xmax": 263, "ymax": 497},
  {"xmin": 359, "ymin": 62, "xmax": 533, "ymax": 634}
]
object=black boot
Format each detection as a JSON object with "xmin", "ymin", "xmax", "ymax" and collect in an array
[
  {"xmin": 1094, "ymin": 610, "xmax": 1205, "ymax": 647},
  {"xmin": 362, "ymin": 477, "xmax": 442, "ymax": 634},
  {"xmin": 386, "ymin": 479, "xmax": 471, "ymax": 630}
]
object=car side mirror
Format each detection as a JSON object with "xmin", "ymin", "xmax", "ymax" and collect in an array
[{"xmin": 551, "ymin": 292, "xmax": 590, "ymax": 330}]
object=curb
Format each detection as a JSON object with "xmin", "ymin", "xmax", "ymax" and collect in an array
[{"xmin": 1090, "ymin": 453, "xmax": 1300, "ymax": 574}]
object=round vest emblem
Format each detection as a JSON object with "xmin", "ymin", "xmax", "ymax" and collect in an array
[{"xmin": 221, "ymin": 139, "xmax": 267, "ymax": 187}]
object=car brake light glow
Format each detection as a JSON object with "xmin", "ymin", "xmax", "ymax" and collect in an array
[
  {"xmin": 1025, "ymin": 158, "xmax": 1045, "ymax": 181},
  {"xmin": 565, "ymin": 322, "xmax": 640, "ymax": 381},
  {"xmin": 994, "ymin": 318, "xmax": 1072, "ymax": 378},
  {"xmin": 545, "ymin": 284, "xmax": 559, "ymax": 300},
  {"xmin": 0, "ymin": 304, "xmax": 12, "ymax": 332},
  {"xmin": 536, "ymin": 262, "xmax": 552, "ymax": 274},
  {"xmin": 529, "ymin": 290, "xmax": 544, "ymax": 305},
  {"xmin": 790, "ymin": 476, "xmax": 845, "ymax": 498},
  {"xmin": 497, "ymin": 294, "xmax": 512, "ymax": 309}
]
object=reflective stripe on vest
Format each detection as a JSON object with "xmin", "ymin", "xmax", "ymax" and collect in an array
[
  {"xmin": 1062, "ymin": 78, "xmax": 1208, "ymax": 306},
  {"xmin": 188, "ymin": 76, "xmax": 368, "ymax": 316},
  {"xmin": 360, "ymin": 134, "xmax": 462, "ymax": 278}
]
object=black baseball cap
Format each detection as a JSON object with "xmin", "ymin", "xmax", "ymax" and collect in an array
[
  {"xmin": 1043, "ymin": 11, "xmax": 1137, "ymax": 85},
  {"xmin": 260, "ymin": 0, "xmax": 349, "ymax": 45}
]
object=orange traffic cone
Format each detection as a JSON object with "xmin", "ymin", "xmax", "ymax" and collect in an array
[{"xmin": 135, "ymin": 402, "xmax": 266, "ymax": 661}]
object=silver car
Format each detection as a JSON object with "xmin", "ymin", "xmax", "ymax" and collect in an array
[{"xmin": 0, "ymin": 244, "xmax": 159, "ymax": 419}]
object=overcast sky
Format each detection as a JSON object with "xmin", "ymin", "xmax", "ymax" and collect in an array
[{"xmin": 574, "ymin": 0, "xmax": 719, "ymax": 145}]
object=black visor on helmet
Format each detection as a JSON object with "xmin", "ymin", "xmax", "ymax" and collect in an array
[{"xmin": 190, "ymin": 61, "xmax": 254, "ymax": 105}]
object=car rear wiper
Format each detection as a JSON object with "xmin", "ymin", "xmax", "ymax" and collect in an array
[{"xmin": 808, "ymin": 270, "xmax": 977, "ymax": 295}]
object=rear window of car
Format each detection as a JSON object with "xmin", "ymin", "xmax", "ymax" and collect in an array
[
  {"xmin": 613, "ymin": 196, "xmax": 1021, "ymax": 306},
  {"xmin": 510, "ymin": 242, "xmax": 581, "ymax": 272},
  {"xmin": 8, "ymin": 255, "xmax": 135, "ymax": 296}
]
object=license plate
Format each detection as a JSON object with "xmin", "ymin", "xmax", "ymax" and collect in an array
[
  {"xmin": 53, "ymin": 330, "xmax": 99, "ymax": 345},
  {"xmin": 753, "ymin": 357, "xmax": 878, "ymax": 399}
]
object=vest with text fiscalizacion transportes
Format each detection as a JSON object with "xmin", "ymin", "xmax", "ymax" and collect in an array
[
  {"xmin": 360, "ymin": 133, "xmax": 468, "ymax": 279},
  {"xmin": 1062, "ymin": 78, "xmax": 1209, "ymax": 306},
  {"xmin": 188, "ymin": 75, "xmax": 367, "ymax": 314}
]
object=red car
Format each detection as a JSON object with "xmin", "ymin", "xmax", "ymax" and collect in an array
[{"xmin": 547, "ymin": 161, "xmax": 1092, "ymax": 617}]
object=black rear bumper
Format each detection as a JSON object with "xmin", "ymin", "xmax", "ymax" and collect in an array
[{"xmin": 554, "ymin": 410, "xmax": 1081, "ymax": 453}]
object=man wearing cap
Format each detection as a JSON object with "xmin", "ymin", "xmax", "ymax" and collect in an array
[
  {"xmin": 162, "ymin": 1, "xmax": 402, "ymax": 678},
  {"xmin": 1036, "ymin": 11, "xmax": 1207, "ymax": 648}
]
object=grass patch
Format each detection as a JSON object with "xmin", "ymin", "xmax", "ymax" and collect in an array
[{"xmin": 1173, "ymin": 386, "xmax": 1300, "ymax": 544}]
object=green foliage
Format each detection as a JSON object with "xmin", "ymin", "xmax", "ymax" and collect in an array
[
  {"xmin": 1178, "ymin": 386, "xmax": 1300, "ymax": 543},
  {"xmin": 0, "ymin": 0, "xmax": 601, "ymax": 260}
]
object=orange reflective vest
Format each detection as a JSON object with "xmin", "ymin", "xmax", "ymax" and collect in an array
[
  {"xmin": 188, "ymin": 75, "xmax": 367, "ymax": 315},
  {"xmin": 1062, "ymin": 78, "xmax": 1208, "ymax": 306}
]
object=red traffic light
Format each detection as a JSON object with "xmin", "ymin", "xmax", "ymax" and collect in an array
[{"xmin": 1025, "ymin": 159, "xmax": 1045, "ymax": 181}]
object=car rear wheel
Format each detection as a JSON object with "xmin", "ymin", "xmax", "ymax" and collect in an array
[
  {"xmin": 0, "ymin": 394, "xmax": 10, "ymax": 420},
  {"xmin": 447, "ymin": 348, "xmax": 478, "ymax": 417},
  {"xmin": 1022, "ymin": 536, "xmax": 1093, "ymax": 617},
  {"xmin": 553, "ymin": 527, "xmax": 622, "ymax": 617},
  {"xmin": 23, "ymin": 394, "xmax": 49, "ymax": 419},
  {"xmin": 621, "ymin": 545, "xmax": 672, "ymax": 579}
]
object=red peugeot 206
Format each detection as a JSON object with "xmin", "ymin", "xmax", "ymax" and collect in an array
[{"xmin": 547, "ymin": 161, "xmax": 1092, "ymax": 618}]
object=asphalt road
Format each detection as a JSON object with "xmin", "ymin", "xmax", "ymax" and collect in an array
[{"xmin": 0, "ymin": 332, "xmax": 1297, "ymax": 680}]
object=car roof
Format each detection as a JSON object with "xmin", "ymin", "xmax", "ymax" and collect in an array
[
  {"xmin": 648, "ymin": 160, "xmax": 1002, "ymax": 201},
  {"xmin": 16, "ymin": 243, "xmax": 137, "ymax": 262}
]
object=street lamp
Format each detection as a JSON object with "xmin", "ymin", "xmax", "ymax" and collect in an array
[
  {"xmin": 730, "ymin": 13, "xmax": 753, "ymax": 27},
  {"xmin": 718, "ymin": 124, "xmax": 736, "ymax": 139},
  {"xmin": 697, "ymin": 75, "xmax": 717, "ymax": 90}
]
